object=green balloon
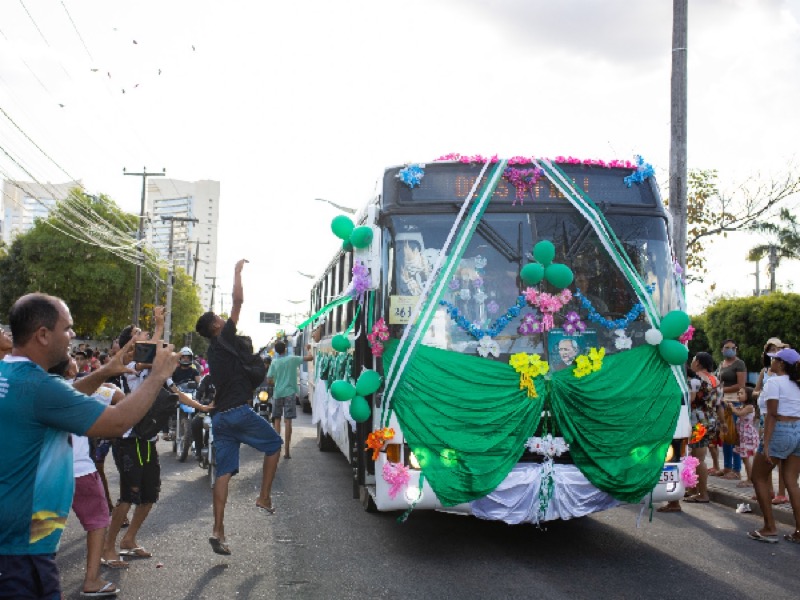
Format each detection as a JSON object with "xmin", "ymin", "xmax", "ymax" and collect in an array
[
  {"xmin": 520, "ymin": 263, "xmax": 545, "ymax": 286},
  {"xmin": 331, "ymin": 215, "xmax": 355, "ymax": 241},
  {"xmin": 355, "ymin": 369, "xmax": 382, "ymax": 396},
  {"xmin": 342, "ymin": 240, "xmax": 353, "ymax": 252},
  {"xmin": 544, "ymin": 263, "xmax": 574, "ymax": 289},
  {"xmin": 533, "ymin": 240, "xmax": 556, "ymax": 266},
  {"xmin": 330, "ymin": 380, "xmax": 356, "ymax": 401},
  {"xmin": 349, "ymin": 226, "xmax": 373, "ymax": 249},
  {"xmin": 659, "ymin": 310, "xmax": 691, "ymax": 340},
  {"xmin": 349, "ymin": 395, "xmax": 371, "ymax": 422},
  {"xmin": 659, "ymin": 339, "xmax": 689, "ymax": 365},
  {"xmin": 332, "ymin": 334, "xmax": 350, "ymax": 353}
]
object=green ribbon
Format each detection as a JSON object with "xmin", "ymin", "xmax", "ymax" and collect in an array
[{"xmin": 297, "ymin": 295, "xmax": 353, "ymax": 331}]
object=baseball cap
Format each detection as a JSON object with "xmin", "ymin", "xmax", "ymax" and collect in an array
[
  {"xmin": 764, "ymin": 337, "xmax": 788, "ymax": 350},
  {"xmin": 767, "ymin": 348, "xmax": 800, "ymax": 365}
]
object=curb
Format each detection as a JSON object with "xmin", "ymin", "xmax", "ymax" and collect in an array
[{"xmin": 708, "ymin": 483, "xmax": 795, "ymax": 527}]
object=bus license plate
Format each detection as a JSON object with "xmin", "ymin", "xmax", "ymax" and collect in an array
[{"xmin": 660, "ymin": 465, "xmax": 679, "ymax": 483}]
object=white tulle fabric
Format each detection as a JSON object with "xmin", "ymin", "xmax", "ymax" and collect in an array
[
  {"xmin": 470, "ymin": 463, "xmax": 622, "ymax": 524},
  {"xmin": 311, "ymin": 378, "xmax": 355, "ymax": 436}
]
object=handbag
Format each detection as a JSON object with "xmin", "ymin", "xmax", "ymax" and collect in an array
[{"xmin": 721, "ymin": 395, "xmax": 739, "ymax": 445}]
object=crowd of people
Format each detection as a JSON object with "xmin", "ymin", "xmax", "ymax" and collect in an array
[
  {"xmin": 0, "ymin": 259, "xmax": 300, "ymax": 599},
  {"xmin": 3, "ymin": 269, "xmax": 800, "ymax": 596},
  {"xmin": 658, "ymin": 337, "xmax": 800, "ymax": 546}
]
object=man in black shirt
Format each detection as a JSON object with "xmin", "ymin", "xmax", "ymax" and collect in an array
[{"xmin": 195, "ymin": 259, "xmax": 282, "ymax": 556}]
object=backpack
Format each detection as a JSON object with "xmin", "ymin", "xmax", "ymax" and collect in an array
[
  {"xmin": 215, "ymin": 334, "xmax": 267, "ymax": 390},
  {"xmin": 132, "ymin": 387, "xmax": 179, "ymax": 440}
]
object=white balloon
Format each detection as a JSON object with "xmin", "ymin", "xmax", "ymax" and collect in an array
[{"xmin": 645, "ymin": 328, "xmax": 663, "ymax": 345}]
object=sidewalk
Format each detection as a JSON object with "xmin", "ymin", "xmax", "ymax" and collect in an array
[{"xmin": 703, "ymin": 455, "xmax": 796, "ymax": 526}]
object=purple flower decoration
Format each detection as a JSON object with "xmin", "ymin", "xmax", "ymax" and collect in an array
[
  {"xmin": 517, "ymin": 313, "xmax": 542, "ymax": 335},
  {"xmin": 349, "ymin": 261, "xmax": 371, "ymax": 298},
  {"xmin": 472, "ymin": 276, "xmax": 484, "ymax": 289},
  {"xmin": 449, "ymin": 278, "xmax": 462, "ymax": 291},
  {"xmin": 563, "ymin": 311, "xmax": 586, "ymax": 335},
  {"xmin": 487, "ymin": 300, "xmax": 499, "ymax": 315}
]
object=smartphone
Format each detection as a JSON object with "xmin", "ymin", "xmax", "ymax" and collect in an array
[{"xmin": 133, "ymin": 341, "xmax": 166, "ymax": 364}]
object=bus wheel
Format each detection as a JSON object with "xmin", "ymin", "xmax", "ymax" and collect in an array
[
  {"xmin": 359, "ymin": 485, "xmax": 378, "ymax": 513},
  {"xmin": 317, "ymin": 423, "xmax": 336, "ymax": 452}
]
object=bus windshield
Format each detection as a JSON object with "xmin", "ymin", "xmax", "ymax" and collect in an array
[{"xmin": 386, "ymin": 210, "xmax": 676, "ymax": 365}]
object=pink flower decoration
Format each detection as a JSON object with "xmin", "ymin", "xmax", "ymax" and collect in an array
[
  {"xmin": 522, "ymin": 288, "xmax": 573, "ymax": 332},
  {"xmin": 367, "ymin": 318, "xmax": 390, "ymax": 358},
  {"xmin": 383, "ymin": 461, "xmax": 411, "ymax": 499},
  {"xmin": 678, "ymin": 325, "xmax": 695, "ymax": 344},
  {"xmin": 681, "ymin": 455, "xmax": 700, "ymax": 488}
]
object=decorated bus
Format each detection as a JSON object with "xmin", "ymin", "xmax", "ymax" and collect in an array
[{"xmin": 304, "ymin": 154, "xmax": 695, "ymax": 525}]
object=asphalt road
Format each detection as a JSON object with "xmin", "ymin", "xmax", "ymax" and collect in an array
[{"xmin": 56, "ymin": 412, "xmax": 800, "ymax": 600}]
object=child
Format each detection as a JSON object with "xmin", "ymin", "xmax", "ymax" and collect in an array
[{"xmin": 731, "ymin": 386, "xmax": 759, "ymax": 488}]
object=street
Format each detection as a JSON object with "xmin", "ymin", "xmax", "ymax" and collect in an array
[{"xmin": 56, "ymin": 412, "xmax": 800, "ymax": 600}]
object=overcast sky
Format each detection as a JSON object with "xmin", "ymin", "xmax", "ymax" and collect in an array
[{"xmin": 0, "ymin": 1, "xmax": 798, "ymax": 345}]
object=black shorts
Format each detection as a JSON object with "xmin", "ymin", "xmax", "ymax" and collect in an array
[{"xmin": 112, "ymin": 438, "xmax": 161, "ymax": 505}]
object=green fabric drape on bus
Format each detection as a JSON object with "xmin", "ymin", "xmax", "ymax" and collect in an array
[{"xmin": 383, "ymin": 341, "xmax": 681, "ymax": 506}]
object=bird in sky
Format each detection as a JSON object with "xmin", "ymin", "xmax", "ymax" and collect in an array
[
  {"xmin": 90, "ymin": 68, "xmax": 98, "ymax": 72},
  {"xmin": 133, "ymin": 40, "xmax": 138, "ymax": 44},
  {"xmin": 58, "ymin": 103, "xmax": 64, "ymax": 108},
  {"xmin": 192, "ymin": 45, "xmax": 196, "ymax": 51},
  {"xmin": 158, "ymin": 68, "xmax": 161, "ymax": 75}
]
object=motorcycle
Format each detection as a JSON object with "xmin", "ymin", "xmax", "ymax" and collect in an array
[
  {"xmin": 200, "ymin": 412, "xmax": 216, "ymax": 488},
  {"xmin": 173, "ymin": 381, "xmax": 198, "ymax": 462},
  {"xmin": 253, "ymin": 385, "xmax": 272, "ymax": 421}
]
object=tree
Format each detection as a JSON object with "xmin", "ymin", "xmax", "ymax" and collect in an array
[
  {"xmin": 675, "ymin": 166, "xmax": 800, "ymax": 283},
  {"xmin": 701, "ymin": 292, "xmax": 800, "ymax": 371},
  {"xmin": 0, "ymin": 190, "xmax": 202, "ymax": 340},
  {"xmin": 747, "ymin": 208, "xmax": 800, "ymax": 292}
]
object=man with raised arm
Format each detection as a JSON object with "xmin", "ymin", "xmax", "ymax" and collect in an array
[
  {"xmin": 0, "ymin": 293, "xmax": 178, "ymax": 599},
  {"xmin": 195, "ymin": 260, "xmax": 282, "ymax": 556}
]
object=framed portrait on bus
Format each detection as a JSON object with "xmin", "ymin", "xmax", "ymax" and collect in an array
[{"xmin": 547, "ymin": 329, "xmax": 598, "ymax": 372}]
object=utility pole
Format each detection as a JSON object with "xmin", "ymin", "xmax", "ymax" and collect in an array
[
  {"xmin": 220, "ymin": 292, "xmax": 229, "ymax": 316},
  {"xmin": 205, "ymin": 276, "xmax": 217, "ymax": 312},
  {"xmin": 162, "ymin": 215, "xmax": 198, "ymax": 343},
  {"xmin": 191, "ymin": 238, "xmax": 210, "ymax": 283},
  {"xmin": 669, "ymin": 0, "xmax": 688, "ymax": 271},
  {"xmin": 124, "ymin": 166, "xmax": 165, "ymax": 326}
]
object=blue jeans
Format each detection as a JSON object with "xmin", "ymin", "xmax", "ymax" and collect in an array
[{"xmin": 723, "ymin": 442, "xmax": 741, "ymax": 472}]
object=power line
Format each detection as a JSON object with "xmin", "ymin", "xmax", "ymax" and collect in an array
[{"xmin": 60, "ymin": 0, "xmax": 94, "ymax": 62}]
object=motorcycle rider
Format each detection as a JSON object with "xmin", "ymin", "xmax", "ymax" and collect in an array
[
  {"xmin": 168, "ymin": 347, "xmax": 202, "ymax": 389},
  {"xmin": 191, "ymin": 374, "xmax": 216, "ymax": 463}
]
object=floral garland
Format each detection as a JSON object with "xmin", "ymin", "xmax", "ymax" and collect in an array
[
  {"xmin": 522, "ymin": 289, "xmax": 575, "ymax": 332},
  {"xmin": 434, "ymin": 153, "xmax": 639, "ymax": 170},
  {"xmin": 689, "ymin": 423, "xmax": 707, "ymax": 445},
  {"xmin": 366, "ymin": 427, "xmax": 395, "ymax": 461},
  {"xmin": 477, "ymin": 336, "xmax": 500, "ymax": 358},
  {"xmin": 503, "ymin": 166, "xmax": 544, "ymax": 205},
  {"xmin": 681, "ymin": 455, "xmax": 700, "ymax": 488},
  {"xmin": 623, "ymin": 155, "xmax": 655, "ymax": 188},
  {"xmin": 347, "ymin": 261, "xmax": 371, "ymax": 300},
  {"xmin": 525, "ymin": 434, "xmax": 569, "ymax": 457},
  {"xmin": 678, "ymin": 325, "xmax": 695, "ymax": 344},
  {"xmin": 573, "ymin": 347, "xmax": 605, "ymax": 378},
  {"xmin": 397, "ymin": 163, "xmax": 425, "ymax": 188},
  {"xmin": 367, "ymin": 318, "xmax": 389, "ymax": 358},
  {"xmin": 573, "ymin": 284, "xmax": 654, "ymax": 330},
  {"xmin": 439, "ymin": 295, "xmax": 526, "ymax": 340},
  {"xmin": 383, "ymin": 461, "xmax": 410, "ymax": 499},
  {"xmin": 509, "ymin": 352, "xmax": 549, "ymax": 397}
]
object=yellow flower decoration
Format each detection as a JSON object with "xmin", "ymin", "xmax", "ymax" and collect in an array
[
  {"xmin": 573, "ymin": 347, "xmax": 605, "ymax": 378},
  {"xmin": 509, "ymin": 353, "xmax": 549, "ymax": 397}
]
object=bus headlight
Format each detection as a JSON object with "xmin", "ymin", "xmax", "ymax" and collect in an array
[
  {"xmin": 408, "ymin": 452, "xmax": 421, "ymax": 470},
  {"xmin": 405, "ymin": 485, "xmax": 423, "ymax": 504},
  {"xmin": 665, "ymin": 444, "xmax": 674, "ymax": 463}
]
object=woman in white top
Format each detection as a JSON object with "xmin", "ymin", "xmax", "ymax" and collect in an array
[{"xmin": 747, "ymin": 348, "xmax": 800, "ymax": 544}]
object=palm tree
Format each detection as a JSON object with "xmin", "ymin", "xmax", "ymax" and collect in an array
[{"xmin": 747, "ymin": 208, "xmax": 800, "ymax": 292}]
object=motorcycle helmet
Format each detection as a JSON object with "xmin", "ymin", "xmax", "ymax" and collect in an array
[{"xmin": 179, "ymin": 346, "xmax": 194, "ymax": 366}]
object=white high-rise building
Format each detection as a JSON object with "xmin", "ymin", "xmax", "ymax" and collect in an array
[
  {"xmin": 145, "ymin": 179, "xmax": 220, "ymax": 311},
  {"xmin": 1, "ymin": 180, "xmax": 81, "ymax": 245}
]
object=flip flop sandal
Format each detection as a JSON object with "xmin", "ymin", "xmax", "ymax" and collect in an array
[
  {"xmin": 656, "ymin": 505, "xmax": 683, "ymax": 513},
  {"xmin": 209, "ymin": 536, "xmax": 232, "ymax": 555},
  {"xmin": 683, "ymin": 496, "xmax": 710, "ymax": 503},
  {"xmin": 256, "ymin": 502, "xmax": 276, "ymax": 514},
  {"xmin": 100, "ymin": 558, "xmax": 129, "ymax": 569},
  {"xmin": 80, "ymin": 581, "xmax": 120, "ymax": 597},
  {"xmin": 747, "ymin": 530, "xmax": 779, "ymax": 543},
  {"xmin": 118, "ymin": 547, "xmax": 152, "ymax": 558}
]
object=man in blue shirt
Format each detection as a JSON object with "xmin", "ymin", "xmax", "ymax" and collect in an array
[{"xmin": 0, "ymin": 293, "xmax": 178, "ymax": 599}]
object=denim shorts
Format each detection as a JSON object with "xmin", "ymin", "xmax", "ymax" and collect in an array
[
  {"xmin": 212, "ymin": 405, "xmax": 282, "ymax": 478},
  {"xmin": 765, "ymin": 420, "xmax": 800, "ymax": 459}
]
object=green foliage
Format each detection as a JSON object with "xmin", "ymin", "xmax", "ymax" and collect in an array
[
  {"xmin": 0, "ymin": 190, "xmax": 203, "ymax": 341},
  {"xmin": 702, "ymin": 293, "xmax": 800, "ymax": 371}
]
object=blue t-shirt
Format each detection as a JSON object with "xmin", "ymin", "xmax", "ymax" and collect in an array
[{"xmin": 0, "ymin": 357, "xmax": 106, "ymax": 555}]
